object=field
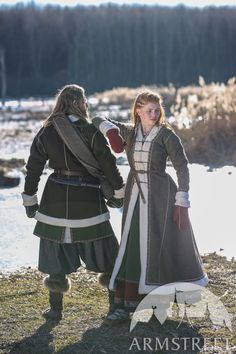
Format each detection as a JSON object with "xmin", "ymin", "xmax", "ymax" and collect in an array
[{"xmin": 0, "ymin": 254, "xmax": 236, "ymax": 354}]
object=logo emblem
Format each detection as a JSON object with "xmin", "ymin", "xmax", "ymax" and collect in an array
[{"xmin": 130, "ymin": 282, "xmax": 232, "ymax": 332}]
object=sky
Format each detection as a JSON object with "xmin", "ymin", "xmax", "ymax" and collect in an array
[{"xmin": 0, "ymin": 0, "xmax": 235, "ymax": 7}]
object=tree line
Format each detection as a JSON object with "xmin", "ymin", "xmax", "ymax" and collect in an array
[{"xmin": 0, "ymin": 3, "xmax": 236, "ymax": 98}]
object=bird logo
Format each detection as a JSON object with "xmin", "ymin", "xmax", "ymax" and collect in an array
[{"xmin": 130, "ymin": 282, "xmax": 232, "ymax": 332}]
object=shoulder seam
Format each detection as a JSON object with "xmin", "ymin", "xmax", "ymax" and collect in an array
[
  {"xmin": 91, "ymin": 130, "xmax": 100, "ymax": 149},
  {"xmin": 163, "ymin": 128, "xmax": 173, "ymax": 144},
  {"xmin": 36, "ymin": 127, "xmax": 47, "ymax": 154}
]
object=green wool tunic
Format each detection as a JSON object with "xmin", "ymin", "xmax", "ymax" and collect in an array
[{"xmin": 24, "ymin": 116, "xmax": 124, "ymax": 243}]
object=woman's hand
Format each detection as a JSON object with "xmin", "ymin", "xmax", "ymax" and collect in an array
[
  {"xmin": 173, "ymin": 205, "xmax": 189, "ymax": 231},
  {"xmin": 106, "ymin": 129, "xmax": 125, "ymax": 153}
]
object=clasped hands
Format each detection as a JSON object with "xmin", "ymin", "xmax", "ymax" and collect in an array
[
  {"xmin": 106, "ymin": 184, "xmax": 125, "ymax": 208},
  {"xmin": 106, "ymin": 197, "xmax": 123, "ymax": 208}
]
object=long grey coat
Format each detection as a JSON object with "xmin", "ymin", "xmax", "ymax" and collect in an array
[{"xmin": 93, "ymin": 118, "xmax": 208, "ymax": 294}]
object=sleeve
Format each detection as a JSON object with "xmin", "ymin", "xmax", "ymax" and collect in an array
[
  {"xmin": 92, "ymin": 116, "xmax": 133, "ymax": 142},
  {"xmin": 164, "ymin": 130, "xmax": 190, "ymax": 193},
  {"xmin": 91, "ymin": 129, "xmax": 124, "ymax": 191},
  {"xmin": 23, "ymin": 128, "xmax": 48, "ymax": 196}
]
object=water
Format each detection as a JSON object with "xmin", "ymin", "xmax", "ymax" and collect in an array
[
  {"xmin": 0, "ymin": 173, "xmax": 39, "ymax": 271},
  {"xmin": 0, "ymin": 164, "xmax": 235, "ymax": 271}
]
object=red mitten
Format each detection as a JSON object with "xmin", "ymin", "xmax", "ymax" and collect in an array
[
  {"xmin": 173, "ymin": 205, "xmax": 189, "ymax": 231},
  {"xmin": 106, "ymin": 129, "xmax": 125, "ymax": 153}
]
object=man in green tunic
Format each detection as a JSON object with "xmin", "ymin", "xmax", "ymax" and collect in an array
[{"xmin": 22, "ymin": 84, "xmax": 124, "ymax": 320}]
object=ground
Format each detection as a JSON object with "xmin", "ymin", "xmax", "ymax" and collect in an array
[{"xmin": 0, "ymin": 254, "xmax": 236, "ymax": 354}]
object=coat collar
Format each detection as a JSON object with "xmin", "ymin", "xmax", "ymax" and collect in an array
[{"xmin": 68, "ymin": 114, "xmax": 79, "ymax": 122}]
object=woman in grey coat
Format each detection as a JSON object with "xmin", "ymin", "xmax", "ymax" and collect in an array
[
  {"xmin": 92, "ymin": 89, "xmax": 208, "ymax": 323},
  {"xmin": 22, "ymin": 84, "xmax": 124, "ymax": 320}
]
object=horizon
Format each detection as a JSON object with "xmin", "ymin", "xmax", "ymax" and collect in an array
[{"xmin": 0, "ymin": 0, "xmax": 236, "ymax": 7}]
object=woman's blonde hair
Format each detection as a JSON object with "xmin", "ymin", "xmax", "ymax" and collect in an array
[
  {"xmin": 44, "ymin": 84, "xmax": 88, "ymax": 127},
  {"xmin": 131, "ymin": 90, "xmax": 166, "ymax": 127}
]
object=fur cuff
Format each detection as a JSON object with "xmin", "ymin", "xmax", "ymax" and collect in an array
[
  {"xmin": 97, "ymin": 273, "xmax": 111, "ymax": 287},
  {"xmin": 175, "ymin": 191, "xmax": 190, "ymax": 208},
  {"xmin": 114, "ymin": 185, "xmax": 125, "ymax": 199},
  {"xmin": 43, "ymin": 276, "xmax": 71, "ymax": 293},
  {"xmin": 21, "ymin": 193, "xmax": 38, "ymax": 206},
  {"xmin": 100, "ymin": 121, "xmax": 119, "ymax": 136},
  {"xmin": 92, "ymin": 116, "xmax": 119, "ymax": 136}
]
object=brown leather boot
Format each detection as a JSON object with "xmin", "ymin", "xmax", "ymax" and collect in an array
[{"xmin": 42, "ymin": 291, "xmax": 63, "ymax": 321}]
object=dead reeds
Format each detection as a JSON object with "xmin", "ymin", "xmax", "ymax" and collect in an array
[{"xmin": 94, "ymin": 77, "xmax": 236, "ymax": 167}]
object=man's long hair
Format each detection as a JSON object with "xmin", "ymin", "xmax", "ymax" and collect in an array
[{"xmin": 44, "ymin": 84, "xmax": 89, "ymax": 127}]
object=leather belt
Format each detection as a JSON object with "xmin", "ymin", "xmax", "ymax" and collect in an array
[{"xmin": 54, "ymin": 169, "xmax": 84, "ymax": 177}]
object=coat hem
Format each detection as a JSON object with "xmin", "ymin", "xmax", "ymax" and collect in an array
[{"xmin": 138, "ymin": 273, "xmax": 209, "ymax": 294}]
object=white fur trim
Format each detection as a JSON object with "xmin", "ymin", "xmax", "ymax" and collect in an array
[
  {"xmin": 175, "ymin": 191, "xmax": 190, "ymax": 208},
  {"xmin": 114, "ymin": 185, "xmax": 125, "ymax": 199},
  {"xmin": 109, "ymin": 184, "xmax": 139, "ymax": 291},
  {"xmin": 99, "ymin": 121, "xmax": 120, "ymax": 136},
  {"xmin": 21, "ymin": 193, "xmax": 38, "ymax": 206},
  {"xmin": 138, "ymin": 183, "xmax": 149, "ymax": 292},
  {"xmin": 35, "ymin": 211, "xmax": 110, "ymax": 227},
  {"xmin": 63, "ymin": 227, "xmax": 72, "ymax": 243},
  {"xmin": 68, "ymin": 115, "xmax": 79, "ymax": 122},
  {"xmin": 192, "ymin": 274, "xmax": 209, "ymax": 287}
]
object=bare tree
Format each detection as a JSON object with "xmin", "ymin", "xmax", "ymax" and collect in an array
[{"xmin": 0, "ymin": 47, "xmax": 7, "ymax": 106}]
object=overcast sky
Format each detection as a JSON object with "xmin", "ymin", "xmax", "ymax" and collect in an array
[{"xmin": 0, "ymin": 0, "xmax": 236, "ymax": 7}]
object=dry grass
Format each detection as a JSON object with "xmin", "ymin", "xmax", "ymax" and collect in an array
[
  {"xmin": 93, "ymin": 84, "xmax": 177, "ymax": 109},
  {"xmin": 94, "ymin": 77, "xmax": 236, "ymax": 166},
  {"xmin": 169, "ymin": 77, "xmax": 236, "ymax": 166},
  {"xmin": 0, "ymin": 254, "xmax": 236, "ymax": 354}
]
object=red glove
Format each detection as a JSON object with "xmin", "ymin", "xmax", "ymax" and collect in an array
[
  {"xmin": 106, "ymin": 129, "xmax": 125, "ymax": 153},
  {"xmin": 173, "ymin": 205, "xmax": 189, "ymax": 231}
]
